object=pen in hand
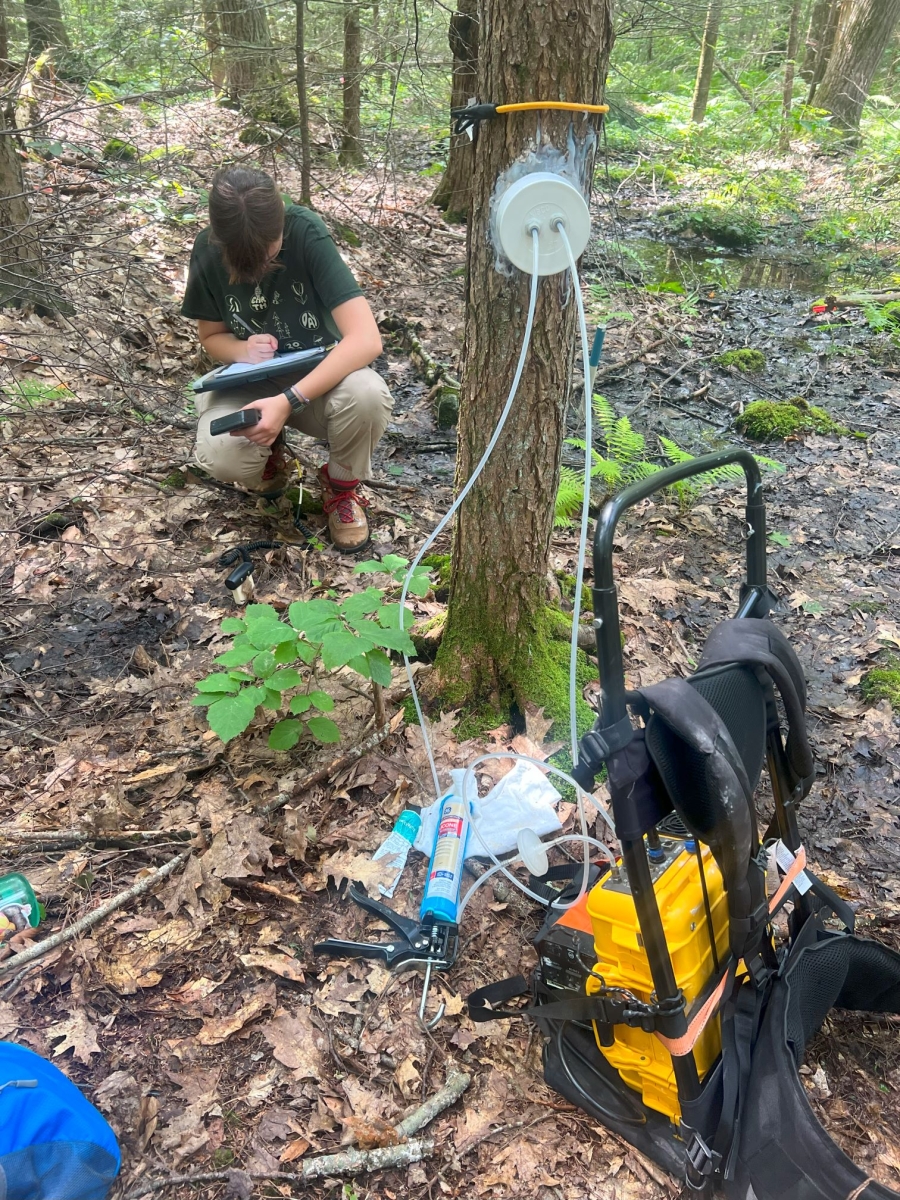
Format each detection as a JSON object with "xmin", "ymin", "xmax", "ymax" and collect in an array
[{"xmin": 232, "ymin": 314, "xmax": 279, "ymax": 360}]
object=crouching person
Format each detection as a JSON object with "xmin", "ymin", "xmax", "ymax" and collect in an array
[{"xmin": 182, "ymin": 167, "xmax": 393, "ymax": 552}]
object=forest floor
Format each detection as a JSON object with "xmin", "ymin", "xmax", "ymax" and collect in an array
[{"xmin": 1, "ymin": 93, "xmax": 899, "ymax": 1200}]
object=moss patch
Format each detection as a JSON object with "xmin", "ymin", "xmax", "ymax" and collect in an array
[
  {"xmin": 160, "ymin": 470, "xmax": 186, "ymax": 489},
  {"xmin": 555, "ymin": 570, "xmax": 592, "ymax": 613},
  {"xmin": 668, "ymin": 201, "xmax": 762, "ymax": 249},
  {"xmin": 511, "ymin": 608, "xmax": 595, "ymax": 747},
  {"xmin": 715, "ymin": 348, "xmax": 766, "ymax": 373},
  {"xmin": 736, "ymin": 397, "xmax": 848, "ymax": 441},
  {"xmin": 860, "ymin": 657, "xmax": 900, "ymax": 709},
  {"xmin": 102, "ymin": 138, "xmax": 138, "ymax": 161},
  {"xmin": 423, "ymin": 553, "xmax": 451, "ymax": 590}
]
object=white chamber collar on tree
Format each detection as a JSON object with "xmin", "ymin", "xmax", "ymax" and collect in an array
[{"xmin": 493, "ymin": 171, "xmax": 591, "ymax": 276}]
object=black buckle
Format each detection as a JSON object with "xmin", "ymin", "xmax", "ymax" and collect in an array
[{"xmin": 684, "ymin": 1129, "xmax": 721, "ymax": 1188}]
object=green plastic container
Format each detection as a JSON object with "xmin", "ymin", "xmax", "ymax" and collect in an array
[{"xmin": 0, "ymin": 872, "xmax": 41, "ymax": 928}]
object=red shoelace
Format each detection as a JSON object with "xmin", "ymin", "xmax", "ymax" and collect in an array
[{"xmin": 323, "ymin": 484, "xmax": 369, "ymax": 523}]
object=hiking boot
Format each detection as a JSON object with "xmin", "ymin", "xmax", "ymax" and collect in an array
[
  {"xmin": 317, "ymin": 464, "xmax": 370, "ymax": 553},
  {"xmin": 258, "ymin": 436, "xmax": 290, "ymax": 497}
]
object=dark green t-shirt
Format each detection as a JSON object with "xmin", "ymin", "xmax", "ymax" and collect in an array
[{"xmin": 181, "ymin": 204, "xmax": 362, "ymax": 351}]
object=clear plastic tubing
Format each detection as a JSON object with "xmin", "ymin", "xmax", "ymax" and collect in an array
[
  {"xmin": 461, "ymin": 752, "xmax": 618, "ymax": 915},
  {"xmin": 398, "ymin": 229, "xmax": 543, "ymax": 798},
  {"xmin": 456, "ymin": 833, "xmax": 615, "ymax": 925}
]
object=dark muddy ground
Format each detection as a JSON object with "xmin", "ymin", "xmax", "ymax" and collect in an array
[{"xmin": 1, "ymin": 115, "xmax": 899, "ymax": 1199}]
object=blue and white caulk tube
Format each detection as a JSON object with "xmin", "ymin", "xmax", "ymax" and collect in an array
[{"xmin": 420, "ymin": 769, "xmax": 469, "ymax": 925}]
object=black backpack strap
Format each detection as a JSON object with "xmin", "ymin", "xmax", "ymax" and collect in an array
[
  {"xmin": 467, "ymin": 976, "xmax": 531, "ymax": 1021},
  {"xmin": 698, "ymin": 619, "xmax": 815, "ymax": 798}
]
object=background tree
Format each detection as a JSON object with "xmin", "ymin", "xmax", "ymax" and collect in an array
[
  {"xmin": 806, "ymin": 0, "xmax": 843, "ymax": 101},
  {"xmin": 815, "ymin": 0, "xmax": 900, "ymax": 132},
  {"xmin": 690, "ymin": 1, "xmax": 723, "ymax": 123},
  {"xmin": 217, "ymin": 0, "xmax": 294, "ymax": 124},
  {"xmin": 780, "ymin": 0, "xmax": 803, "ymax": 149},
  {"xmin": 24, "ymin": 0, "xmax": 69, "ymax": 57},
  {"xmin": 0, "ymin": 104, "xmax": 40, "ymax": 305},
  {"xmin": 339, "ymin": 1, "xmax": 364, "ymax": 167},
  {"xmin": 295, "ymin": 0, "xmax": 311, "ymax": 204},
  {"xmin": 434, "ymin": 0, "xmax": 614, "ymax": 732},
  {"xmin": 430, "ymin": 0, "xmax": 478, "ymax": 223}
]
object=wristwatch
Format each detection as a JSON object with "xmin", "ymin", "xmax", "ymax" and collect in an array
[{"xmin": 283, "ymin": 384, "xmax": 310, "ymax": 414}]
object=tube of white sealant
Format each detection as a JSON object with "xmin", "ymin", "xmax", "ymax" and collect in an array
[{"xmin": 420, "ymin": 769, "xmax": 470, "ymax": 925}]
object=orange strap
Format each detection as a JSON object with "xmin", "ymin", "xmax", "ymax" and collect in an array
[
  {"xmin": 656, "ymin": 844, "xmax": 809, "ymax": 1058},
  {"xmin": 656, "ymin": 970, "xmax": 731, "ymax": 1058},
  {"xmin": 768, "ymin": 843, "xmax": 808, "ymax": 914}
]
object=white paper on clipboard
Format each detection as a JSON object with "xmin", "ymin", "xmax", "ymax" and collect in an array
[{"xmin": 191, "ymin": 346, "xmax": 327, "ymax": 392}]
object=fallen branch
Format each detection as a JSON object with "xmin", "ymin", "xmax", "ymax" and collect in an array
[
  {"xmin": 125, "ymin": 1072, "xmax": 471, "ymax": 1197},
  {"xmin": 0, "ymin": 851, "xmax": 190, "ymax": 977},
  {"xmin": 0, "ymin": 828, "xmax": 193, "ymax": 851},
  {"xmin": 125, "ymin": 1145, "xmax": 433, "ymax": 1198},
  {"xmin": 594, "ymin": 337, "xmax": 666, "ymax": 379},
  {"xmin": 225, "ymin": 878, "xmax": 305, "ymax": 907},
  {"xmin": 378, "ymin": 311, "xmax": 460, "ymax": 428},
  {"xmin": 396, "ymin": 1070, "xmax": 471, "ymax": 1137},
  {"xmin": 816, "ymin": 291, "xmax": 900, "ymax": 311},
  {"xmin": 262, "ymin": 719, "xmax": 398, "ymax": 816}
]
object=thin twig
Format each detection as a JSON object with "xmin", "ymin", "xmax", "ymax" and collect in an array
[
  {"xmin": 0, "ymin": 851, "xmax": 190, "ymax": 977},
  {"xmin": 261, "ymin": 720, "xmax": 398, "ymax": 816}
]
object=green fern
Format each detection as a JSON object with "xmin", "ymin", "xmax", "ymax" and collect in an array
[{"xmin": 554, "ymin": 396, "xmax": 782, "ymax": 524}]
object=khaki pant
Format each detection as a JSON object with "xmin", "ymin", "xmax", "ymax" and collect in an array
[{"xmin": 194, "ymin": 367, "xmax": 393, "ymax": 490}]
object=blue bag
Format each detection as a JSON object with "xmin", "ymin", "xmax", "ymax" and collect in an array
[{"xmin": 0, "ymin": 1041, "xmax": 121, "ymax": 1200}]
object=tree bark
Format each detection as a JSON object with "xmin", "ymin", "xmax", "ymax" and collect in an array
[
  {"xmin": 780, "ymin": 0, "xmax": 803, "ymax": 149},
  {"xmin": 0, "ymin": 0, "xmax": 9, "ymax": 62},
  {"xmin": 24, "ymin": 0, "xmax": 70, "ymax": 55},
  {"xmin": 430, "ymin": 0, "xmax": 478, "ymax": 224},
  {"xmin": 202, "ymin": 0, "xmax": 226, "ymax": 90},
  {"xmin": 814, "ymin": 0, "xmax": 900, "ymax": 131},
  {"xmin": 801, "ymin": 0, "xmax": 833, "ymax": 81},
  {"xmin": 807, "ymin": 0, "xmax": 843, "ymax": 102},
  {"xmin": 0, "ymin": 103, "xmax": 42, "ymax": 306},
  {"xmin": 691, "ymin": 1, "xmax": 723, "ymax": 124},
  {"xmin": 339, "ymin": 1, "xmax": 364, "ymax": 167},
  {"xmin": 434, "ymin": 0, "xmax": 614, "ymax": 736},
  {"xmin": 217, "ymin": 0, "xmax": 294, "ymax": 124},
  {"xmin": 295, "ymin": 0, "xmax": 311, "ymax": 204}
]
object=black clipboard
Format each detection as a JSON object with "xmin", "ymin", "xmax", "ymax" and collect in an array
[{"xmin": 191, "ymin": 346, "xmax": 328, "ymax": 394}]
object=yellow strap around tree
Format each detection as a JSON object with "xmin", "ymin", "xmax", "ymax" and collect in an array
[{"xmin": 495, "ymin": 101, "xmax": 610, "ymax": 115}]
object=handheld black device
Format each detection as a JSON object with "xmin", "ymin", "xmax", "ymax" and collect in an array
[{"xmin": 209, "ymin": 409, "xmax": 262, "ymax": 436}]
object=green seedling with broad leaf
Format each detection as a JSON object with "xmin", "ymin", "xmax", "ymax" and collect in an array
[{"xmin": 193, "ymin": 558, "xmax": 431, "ymax": 750}]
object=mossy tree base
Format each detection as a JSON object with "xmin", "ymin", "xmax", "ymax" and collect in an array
[{"xmin": 434, "ymin": 605, "xmax": 595, "ymax": 748}]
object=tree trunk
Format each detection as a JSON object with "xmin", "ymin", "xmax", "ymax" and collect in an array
[
  {"xmin": 0, "ymin": 104, "xmax": 42, "ymax": 306},
  {"xmin": 814, "ymin": 0, "xmax": 900, "ymax": 132},
  {"xmin": 295, "ymin": 0, "xmax": 311, "ymax": 204},
  {"xmin": 24, "ymin": 0, "xmax": 70, "ymax": 55},
  {"xmin": 690, "ymin": 1, "xmax": 723, "ymax": 123},
  {"xmin": 807, "ymin": 0, "xmax": 843, "ymax": 102},
  {"xmin": 780, "ymin": 0, "xmax": 803, "ymax": 149},
  {"xmin": 434, "ymin": 0, "xmax": 614, "ymax": 739},
  {"xmin": 218, "ymin": 0, "xmax": 294, "ymax": 124},
  {"xmin": 339, "ymin": 2, "xmax": 364, "ymax": 167},
  {"xmin": 203, "ymin": 0, "xmax": 226, "ymax": 90},
  {"xmin": 430, "ymin": 0, "xmax": 478, "ymax": 224},
  {"xmin": 0, "ymin": 0, "xmax": 9, "ymax": 62},
  {"xmin": 801, "ymin": 0, "xmax": 832, "ymax": 81}
]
